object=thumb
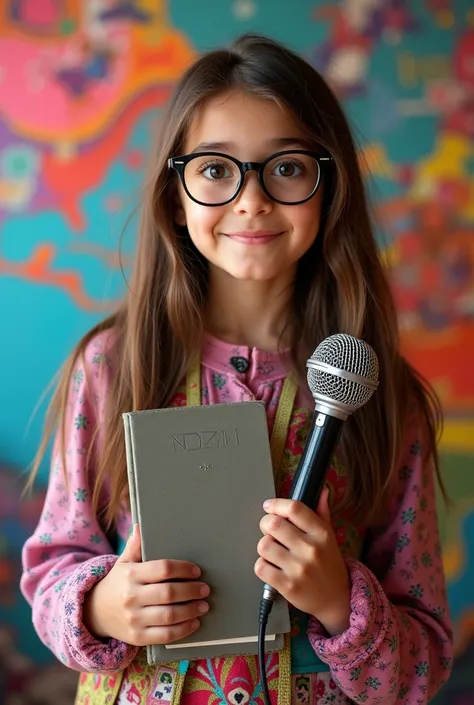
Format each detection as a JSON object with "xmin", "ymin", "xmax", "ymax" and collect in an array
[
  {"xmin": 316, "ymin": 485, "xmax": 331, "ymax": 525},
  {"xmin": 118, "ymin": 523, "xmax": 142, "ymax": 563}
]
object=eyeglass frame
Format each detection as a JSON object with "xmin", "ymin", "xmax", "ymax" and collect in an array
[{"xmin": 168, "ymin": 150, "xmax": 333, "ymax": 207}]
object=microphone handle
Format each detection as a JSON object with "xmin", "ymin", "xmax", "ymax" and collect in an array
[
  {"xmin": 262, "ymin": 411, "xmax": 344, "ymax": 604},
  {"xmin": 290, "ymin": 411, "xmax": 343, "ymax": 506}
]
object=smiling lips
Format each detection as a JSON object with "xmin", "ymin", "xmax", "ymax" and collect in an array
[{"xmin": 225, "ymin": 230, "xmax": 282, "ymax": 245}]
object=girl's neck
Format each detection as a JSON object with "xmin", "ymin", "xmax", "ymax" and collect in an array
[{"xmin": 205, "ymin": 266, "xmax": 295, "ymax": 351}]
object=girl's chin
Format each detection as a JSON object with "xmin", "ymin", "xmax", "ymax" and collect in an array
[{"xmin": 207, "ymin": 257, "xmax": 295, "ymax": 283}]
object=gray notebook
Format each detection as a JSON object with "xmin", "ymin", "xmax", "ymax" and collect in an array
[{"xmin": 123, "ymin": 401, "xmax": 290, "ymax": 665}]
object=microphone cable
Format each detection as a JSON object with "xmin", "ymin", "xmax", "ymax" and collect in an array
[{"xmin": 258, "ymin": 593, "xmax": 274, "ymax": 705}]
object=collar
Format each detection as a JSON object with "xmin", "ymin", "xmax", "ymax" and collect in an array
[{"xmin": 202, "ymin": 332, "xmax": 293, "ymax": 384}]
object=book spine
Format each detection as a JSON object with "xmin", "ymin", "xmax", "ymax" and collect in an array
[
  {"xmin": 122, "ymin": 413, "xmax": 156, "ymax": 666},
  {"xmin": 123, "ymin": 413, "xmax": 140, "ymax": 527}
]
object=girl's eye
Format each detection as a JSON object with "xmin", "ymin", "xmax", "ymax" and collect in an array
[
  {"xmin": 198, "ymin": 162, "xmax": 233, "ymax": 180},
  {"xmin": 271, "ymin": 160, "xmax": 304, "ymax": 178}
]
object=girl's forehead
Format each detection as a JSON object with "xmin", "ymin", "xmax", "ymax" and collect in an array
[{"xmin": 183, "ymin": 90, "xmax": 306, "ymax": 154}]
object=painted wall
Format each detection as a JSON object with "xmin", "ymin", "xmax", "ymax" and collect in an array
[{"xmin": 0, "ymin": 1, "xmax": 472, "ymax": 702}]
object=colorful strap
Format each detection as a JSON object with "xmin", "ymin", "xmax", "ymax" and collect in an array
[
  {"xmin": 270, "ymin": 373, "xmax": 298, "ymax": 490},
  {"xmin": 186, "ymin": 358, "xmax": 201, "ymax": 407}
]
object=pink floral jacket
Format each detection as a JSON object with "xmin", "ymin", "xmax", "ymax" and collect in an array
[{"xmin": 21, "ymin": 332, "xmax": 453, "ymax": 704}]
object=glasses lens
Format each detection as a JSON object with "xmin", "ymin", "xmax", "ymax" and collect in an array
[
  {"xmin": 184, "ymin": 155, "xmax": 240, "ymax": 204},
  {"xmin": 263, "ymin": 153, "xmax": 320, "ymax": 203}
]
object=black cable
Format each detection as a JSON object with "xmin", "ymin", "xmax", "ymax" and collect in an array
[{"xmin": 258, "ymin": 596, "xmax": 274, "ymax": 705}]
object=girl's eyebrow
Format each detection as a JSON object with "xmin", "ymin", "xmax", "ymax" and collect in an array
[{"xmin": 189, "ymin": 137, "xmax": 314, "ymax": 154}]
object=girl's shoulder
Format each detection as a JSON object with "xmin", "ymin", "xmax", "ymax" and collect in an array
[{"xmin": 80, "ymin": 327, "xmax": 119, "ymax": 372}]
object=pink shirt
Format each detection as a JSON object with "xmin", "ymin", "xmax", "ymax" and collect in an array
[{"xmin": 21, "ymin": 331, "xmax": 453, "ymax": 703}]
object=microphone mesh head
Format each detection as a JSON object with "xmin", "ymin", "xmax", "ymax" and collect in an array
[{"xmin": 307, "ymin": 334, "xmax": 379, "ymax": 410}]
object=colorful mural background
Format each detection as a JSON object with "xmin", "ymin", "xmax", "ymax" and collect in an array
[{"xmin": 0, "ymin": 1, "xmax": 472, "ymax": 702}]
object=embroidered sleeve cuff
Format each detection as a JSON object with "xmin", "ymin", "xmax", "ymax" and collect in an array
[
  {"xmin": 307, "ymin": 556, "xmax": 391, "ymax": 671},
  {"xmin": 60, "ymin": 555, "xmax": 139, "ymax": 673}
]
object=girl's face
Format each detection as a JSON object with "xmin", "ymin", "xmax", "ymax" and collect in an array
[{"xmin": 176, "ymin": 90, "xmax": 324, "ymax": 283}]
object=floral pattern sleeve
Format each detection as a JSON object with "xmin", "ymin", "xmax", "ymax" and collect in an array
[
  {"xmin": 307, "ymin": 414, "xmax": 453, "ymax": 704},
  {"xmin": 20, "ymin": 334, "xmax": 139, "ymax": 673}
]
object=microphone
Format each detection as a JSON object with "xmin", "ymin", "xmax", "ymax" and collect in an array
[
  {"xmin": 259, "ymin": 333, "xmax": 380, "ymax": 619},
  {"xmin": 258, "ymin": 334, "xmax": 380, "ymax": 704}
]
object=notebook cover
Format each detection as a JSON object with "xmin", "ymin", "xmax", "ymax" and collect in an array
[{"xmin": 123, "ymin": 401, "xmax": 290, "ymax": 665}]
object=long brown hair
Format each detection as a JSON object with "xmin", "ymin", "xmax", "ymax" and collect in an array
[{"xmin": 29, "ymin": 34, "xmax": 443, "ymax": 529}]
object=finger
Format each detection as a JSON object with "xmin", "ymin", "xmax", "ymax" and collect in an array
[
  {"xmin": 138, "ymin": 618, "xmax": 202, "ymax": 647},
  {"xmin": 257, "ymin": 534, "xmax": 293, "ymax": 570},
  {"xmin": 139, "ymin": 600, "xmax": 210, "ymax": 628},
  {"xmin": 118, "ymin": 523, "xmax": 142, "ymax": 564},
  {"xmin": 138, "ymin": 581, "xmax": 210, "ymax": 607},
  {"xmin": 263, "ymin": 498, "xmax": 326, "ymax": 536},
  {"xmin": 259, "ymin": 514, "xmax": 307, "ymax": 552},
  {"xmin": 136, "ymin": 559, "xmax": 202, "ymax": 584},
  {"xmin": 316, "ymin": 486, "xmax": 331, "ymax": 525},
  {"xmin": 254, "ymin": 557, "xmax": 285, "ymax": 593}
]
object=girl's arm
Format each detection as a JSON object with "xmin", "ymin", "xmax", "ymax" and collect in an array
[
  {"xmin": 307, "ymin": 413, "xmax": 453, "ymax": 704},
  {"xmin": 21, "ymin": 333, "xmax": 139, "ymax": 673}
]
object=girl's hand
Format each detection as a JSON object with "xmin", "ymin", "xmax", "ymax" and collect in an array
[
  {"xmin": 255, "ymin": 486, "xmax": 351, "ymax": 636},
  {"xmin": 83, "ymin": 524, "xmax": 210, "ymax": 646}
]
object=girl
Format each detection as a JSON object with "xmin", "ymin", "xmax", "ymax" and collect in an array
[{"xmin": 21, "ymin": 34, "xmax": 453, "ymax": 705}]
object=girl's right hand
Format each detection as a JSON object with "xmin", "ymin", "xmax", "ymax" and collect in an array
[{"xmin": 83, "ymin": 524, "xmax": 210, "ymax": 646}]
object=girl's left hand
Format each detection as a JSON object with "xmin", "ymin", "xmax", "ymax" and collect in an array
[{"xmin": 255, "ymin": 486, "xmax": 351, "ymax": 636}]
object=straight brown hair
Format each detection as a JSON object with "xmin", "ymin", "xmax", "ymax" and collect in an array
[{"xmin": 28, "ymin": 34, "xmax": 443, "ymax": 529}]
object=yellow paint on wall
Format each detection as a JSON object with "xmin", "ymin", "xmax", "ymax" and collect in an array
[
  {"xmin": 411, "ymin": 133, "xmax": 474, "ymax": 221},
  {"xmin": 439, "ymin": 420, "xmax": 474, "ymax": 452}
]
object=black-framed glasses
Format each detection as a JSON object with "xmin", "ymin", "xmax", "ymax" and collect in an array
[{"xmin": 168, "ymin": 150, "xmax": 332, "ymax": 206}]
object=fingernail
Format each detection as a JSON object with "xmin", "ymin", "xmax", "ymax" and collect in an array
[
  {"xmin": 193, "ymin": 565, "xmax": 201, "ymax": 577},
  {"xmin": 263, "ymin": 500, "xmax": 271, "ymax": 510},
  {"xmin": 200, "ymin": 584, "xmax": 210, "ymax": 597},
  {"xmin": 198, "ymin": 602, "xmax": 209, "ymax": 614},
  {"xmin": 191, "ymin": 619, "xmax": 200, "ymax": 629}
]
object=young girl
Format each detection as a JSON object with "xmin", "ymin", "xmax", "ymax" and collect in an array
[{"xmin": 21, "ymin": 34, "xmax": 453, "ymax": 705}]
